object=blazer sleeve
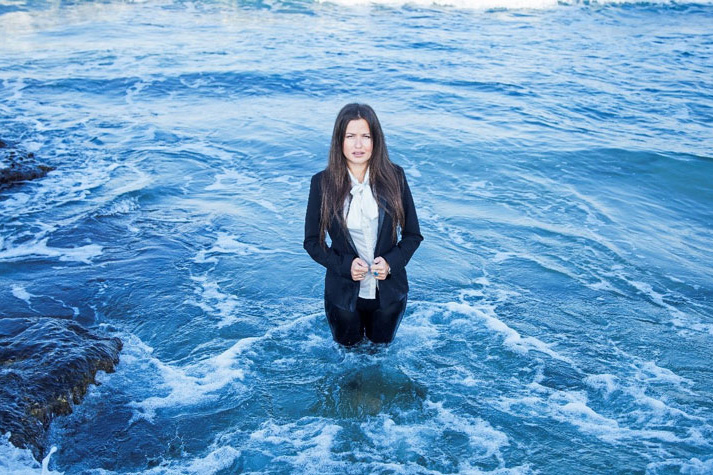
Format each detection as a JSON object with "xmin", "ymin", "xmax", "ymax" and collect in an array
[
  {"xmin": 303, "ymin": 173, "xmax": 357, "ymax": 279},
  {"xmin": 381, "ymin": 169, "xmax": 423, "ymax": 274}
]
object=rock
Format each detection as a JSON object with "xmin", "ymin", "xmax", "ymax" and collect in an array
[
  {"xmin": 0, "ymin": 140, "xmax": 55, "ymax": 190},
  {"xmin": 0, "ymin": 317, "xmax": 122, "ymax": 461}
]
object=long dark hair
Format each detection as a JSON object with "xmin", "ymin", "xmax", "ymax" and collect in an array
[{"xmin": 319, "ymin": 103, "xmax": 404, "ymax": 245}]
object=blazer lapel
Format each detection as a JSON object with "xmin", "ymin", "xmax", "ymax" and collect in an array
[
  {"xmin": 340, "ymin": 215, "xmax": 359, "ymax": 256},
  {"xmin": 347, "ymin": 232, "xmax": 358, "ymax": 256},
  {"xmin": 376, "ymin": 195, "xmax": 387, "ymax": 249}
]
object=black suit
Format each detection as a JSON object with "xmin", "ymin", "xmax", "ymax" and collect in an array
[{"xmin": 304, "ymin": 166, "xmax": 423, "ymax": 313}]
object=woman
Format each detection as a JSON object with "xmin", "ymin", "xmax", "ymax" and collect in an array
[{"xmin": 304, "ymin": 103, "xmax": 423, "ymax": 346}]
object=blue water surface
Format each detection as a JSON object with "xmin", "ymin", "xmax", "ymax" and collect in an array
[{"xmin": 1, "ymin": 0, "xmax": 712, "ymax": 473}]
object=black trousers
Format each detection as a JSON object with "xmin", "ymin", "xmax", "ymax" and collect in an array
[{"xmin": 324, "ymin": 290, "xmax": 407, "ymax": 346}]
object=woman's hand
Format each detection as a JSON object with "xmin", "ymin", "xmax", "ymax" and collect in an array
[
  {"xmin": 371, "ymin": 256, "xmax": 390, "ymax": 281},
  {"xmin": 351, "ymin": 258, "xmax": 369, "ymax": 281}
]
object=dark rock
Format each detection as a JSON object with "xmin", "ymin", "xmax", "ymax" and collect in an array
[
  {"xmin": 0, "ymin": 317, "xmax": 122, "ymax": 460},
  {"xmin": 0, "ymin": 140, "xmax": 55, "ymax": 190}
]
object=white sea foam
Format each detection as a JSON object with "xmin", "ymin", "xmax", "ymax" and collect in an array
[
  {"xmin": 613, "ymin": 273, "xmax": 710, "ymax": 333},
  {"xmin": 186, "ymin": 275, "xmax": 241, "ymax": 327},
  {"xmin": 121, "ymin": 445, "xmax": 241, "ymax": 475},
  {"xmin": 628, "ymin": 280, "xmax": 668, "ymax": 307},
  {"xmin": 249, "ymin": 418, "xmax": 343, "ymax": 471},
  {"xmin": 396, "ymin": 304, "xmax": 441, "ymax": 348},
  {"xmin": 123, "ymin": 334, "xmax": 249, "ymax": 422},
  {"xmin": 0, "ymin": 238, "xmax": 102, "ymax": 264},
  {"xmin": 501, "ymin": 380, "xmax": 703, "ymax": 445},
  {"xmin": 636, "ymin": 360, "xmax": 690, "ymax": 387},
  {"xmin": 0, "ymin": 435, "xmax": 61, "ymax": 475},
  {"xmin": 646, "ymin": 457, "xmax": 713, "ymax": 475},
  {"xmin": 127, "ymin": 308, "xmax": 322, "ymax": 421},
  {"xmin": 97, "ymin": 197, "xmax": 140, "ymax": 217},
  {"xmin": 445, "ymin": 301, "xmax": 573, "ymax": 363},
  {"xmin": 0, "ymin": 158, "xmax": 111, "ymax": 219},
  {"xmin": 585, "ymin": 348, "xmax": 704, "ymax": 424},
  {"xmin": 124, "ymin": 338, "xmax": 254, "ymax": 420},
  {"xmin": 194, "ymin": 232, "xmax": 279, "ymax": 264},
  {"xmin": 361, "ymin": 399, "xmax": 510, "ymax": 470},
  {"xmin": 108, "ymin": 167, "xmax": 153, "ymax": 197},
  {"xmin": 184, "ymin": 446, "xmax": 241, "ymax": 474},
  {"xmin": 204, "ymin": 169, "xmax": 258, "ymax": 191},
  {"xmin": 584, "ymin": 373, "xmax": 619, "ymax": 396},
  {"xmin": 41, "ymin": 447, "xmax": 57, "ymax": 475},
  {"xmin": 11, "ymin": 284, "xmax": 34, "ymax": 304},
  {"xmin": 204, "ymin": 169, "xmax": 280, "ymax": 213},
  {"xmin": 500, "ymin": 387, "xmax": 623, "ymax": 442}
]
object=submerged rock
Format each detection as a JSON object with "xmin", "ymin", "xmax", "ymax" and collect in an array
[
  {"xmin": 0, "ymin": 317, "xmax": 122, "ymax": 460},
  {"xmin": 0, "ymin": 139, "xmax": 55, "ymax": 189}
]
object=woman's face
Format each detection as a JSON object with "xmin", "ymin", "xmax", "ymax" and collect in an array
[{"xmin": 342, "ymin": 119, "xmax": 373, "ymax": 170}]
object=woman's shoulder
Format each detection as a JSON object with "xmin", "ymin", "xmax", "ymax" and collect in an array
[
  {"xmin": 309, "ymin": 170, "xmax": 329, "ymax": 193},
  {"xmin": 310, "ymin": 169, "xmax": 326, "ymax": 182},
  {"xmin": 388, "ymin": 162, "xmax": 407, "ymax": 184}
]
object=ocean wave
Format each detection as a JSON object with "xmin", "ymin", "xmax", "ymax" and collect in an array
[
  {"xmin": 123, "ymin": 334, "xmax": 251, "ymax": 422},
  {"xmin": 0, "ymin": 435, "xmax": 60, "ymax": 475},
  {"xmin": 444, "ymin": 297, "xmax": 575, "ymax": 364}
]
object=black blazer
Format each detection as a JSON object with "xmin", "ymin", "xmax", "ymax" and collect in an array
[{"xmin": 304, "ymin": 166, "xmax": 423, "ymax": 312}]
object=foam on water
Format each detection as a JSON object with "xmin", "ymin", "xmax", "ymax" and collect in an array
[
  {"xmin": 498, "ymin": 384, "xmax": 694, "ymax": 444},
  {"xmin": 186, "ymin": 275, "xmax": 243, "ymax": 327},
  {"xmin": 121, "ymin": 305, "xmax": 326, "ymax": 420},
  {"xmin": 96, "ymin": 197, "xmax": 140, "ymax": 217},
  {"xmin": 363, "ymin": 399, "xmax": 509, "ymax": 464},
  {"xmin": 0, "ymin": 161, "xmax": 110, "ymax": 216},
  {"xmin": 249, "ymin": 418, "xmax": 343, "ymax": 470},
  {"xmin": 183, "ymin": 446, "xmax": 242, "ymax": 474},
  {"xmin": 129, "ymin": 446, "xmax": 242, "ymax": 475},
  {"xmin": 122, "ymin": 334, "xmax": 249, "ymax": 422},
  {"xmin": 11, "ymin": 284, "xmax": 33, "ymax": 304},
  {"xmin": 194, "ymin": 232, "xmax": 277, "ymax": 264},
  {"xmin": 0, "ymin": 435, "xmax": 61, "ymax": 475},
  {"xmin": 445, "ymin": 300, "xmax": 573, "ymax": 364},
  {"xmin": 646, "ymin": 457, "xmax": 713, "ymax": 474},
  {"xmin": 0, "ymin": 238, "xmax": 102, "ymax": 264},
  {"xmin": 204, "ymin": 169, "xmax": 259, "ymax": 192}
]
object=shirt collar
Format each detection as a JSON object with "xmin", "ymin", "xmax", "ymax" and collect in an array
[{"xmin": 348, "ymin": 167, "xmax": 369, "ymax": 187}]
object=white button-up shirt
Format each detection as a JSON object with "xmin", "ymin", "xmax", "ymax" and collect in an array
[{"xmin": 345, "ymin": 168, "xmax": 379, "ymax": 299}]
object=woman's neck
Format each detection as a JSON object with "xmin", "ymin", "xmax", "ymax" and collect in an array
[{"xmin": 347, "ymin": 164, "xmax": 368, "ymax": 183}]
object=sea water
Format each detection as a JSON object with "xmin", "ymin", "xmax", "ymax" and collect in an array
[{"xmin": 0, "ymin": 0, "xmax": 712, "ymax": 473}]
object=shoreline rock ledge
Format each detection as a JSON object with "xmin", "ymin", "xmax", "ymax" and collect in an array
[
  {"xmin": 0, "ymin": 139, "xmax": 55, "ymax": 189},
  {"xmin": 0, "ymin": 317, "xmax": 122, "ymax": 461}
]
